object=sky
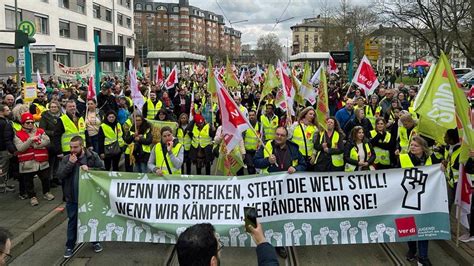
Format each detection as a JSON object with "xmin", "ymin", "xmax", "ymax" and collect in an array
[{"xmin": 160, "ymin": 0, "xmax": 339, "ymax": 48}]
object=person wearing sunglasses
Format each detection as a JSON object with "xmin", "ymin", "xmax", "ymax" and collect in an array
[
  {"xmin": 14, "ymin": 113, "xmax": 55, "ymax": 207},
  {"xmin": 0, "ymin": 227, "xmax": 12, "ymax": 266}
]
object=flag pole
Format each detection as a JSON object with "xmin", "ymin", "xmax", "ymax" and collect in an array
[{"xmin": 456, "ymin": 205, "xmax": 461, "ymax": 246}]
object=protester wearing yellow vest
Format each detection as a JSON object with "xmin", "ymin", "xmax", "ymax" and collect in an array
[
  {"xmin": 369, "ymin": 118, "xmax": 392, "ymax": 169},
  {"xmin": 176, "ymin": 113, "xmax": 192, "ymax": 174},
  {"xmin": 148, "ymin": 126, "xmax": 183, "ymax": 175},
  {"xmin": 398, "ymin": 135, "xmax": 441, "ymax": 266},
  {"xmin": 365, "ymin": 94, "xmax": 382, "ymax": 128},
  {"xmin": 290, "ymin": 107, "xmax": 317, "ymax": 171},
  {"xmin": 243, "ymin": 110, "xmax": 260, "ymax": 174},
  {"xmin": 124, "ymin": 114, "xmax": 153, "ymax": 173},
  {"xmin": 260, "ymin": 104, "xmax": 279, "ymax": 142},
  {"xmin": 344, "ymin": 126, "xmax": 375, "ymax": 171},
  {"xmin": 122, "ymin": 117, "xmax": 134, "ymax": 172},
  {"xmin": 143, "ymin": 91, "xmax": 163, "ymax": 120},
  {"xmin": 313, "ymin": 117, "xmax": 345, "ymax": 172},
  {"xmin": 253, "ymin": 126, "xmax": 306, "ymax": 174},
  {"xmin": 189, "ymin": 114, "xmax": 214, "ymax": 175},
  {"xmin": 98, "ymin": 111, "xmax": 125, "ymax": 171},
  {"xmin": 29, "ymin": 91, "xmax": 48, "ymax": 121},
  {"xmin": 60, "ymin": 101, "xmax": 85, "ymax": 154},
  {"xmin": 396, "ymin": 113, "xmax": 418, "ymax": 155}
]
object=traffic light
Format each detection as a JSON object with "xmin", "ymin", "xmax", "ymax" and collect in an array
[{"xmin": 14, "ymin": 30, "xmax": 35, "ymax": 49}]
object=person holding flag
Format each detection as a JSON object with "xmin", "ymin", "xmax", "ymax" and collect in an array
[
  {"xmin": 369, "ymin": 118, "xmax": 393, "ymax": 169},
  {"xmin": 260, "ymin": 104, "xmax": 279, "ymax": 142},
  {"xmin": 188, "ymin": 114, "xmax": 215, "ymax": 175},
  {"xmin": 243, "ymin": 110, "xmax": 260, "ymax": 175},
  {"xmin": 176, "ymin": 113, "xmax": 192, "ymax": 174},
  {"xmin": 396, "ymin": 113, "xmax": 418, "ymax": 155},
  {"xmin": 124, "ymin": 113, "xmax": 153, "ymax": 173},
  {"xmin": 288, "ymin": 107, "xmax": 318, "ymax": 171}
]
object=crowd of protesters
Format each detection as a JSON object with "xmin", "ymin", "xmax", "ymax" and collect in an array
[{"xmin": 0, "ymin": 62, "xmax": 473, "ymax": 265}]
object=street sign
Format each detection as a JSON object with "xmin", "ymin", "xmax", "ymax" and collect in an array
[
  {"xmin": 330, "ymin": 51, "xmax": 351, "ymax": 63},
  {"xmin": 30, "ymin": 45, "xmax": 56, "ymax": 52},
  {"xmin": 97, "ymin": 45, "xmax": 125, "ymax": 62},
  {"xmin": 18, "ymin": 20, "xmax": 36, "ymax": 37},
  {"xmin": 18, "ymin": 50, "xmax": 25, "ymax": 60}
]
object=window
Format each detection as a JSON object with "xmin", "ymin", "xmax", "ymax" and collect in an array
[
  {"xmin": 59, "ymin": 0, "xmax": 69, "ymax": 8},
  {"xmin": 77, "ymin": 24, "xmax": 86, "ymax": 40},
  {"xmin": 126, "ymin": 17, "xmax": 131, "ymax": 28},
  {"xmin": 145, "ymin": 4, "xmax": 152, "ymax": 11},
  {"xmin": 117, "ymin": 13, "xmax": 123, "ymax": 26},
  {"xmin": 127, "ymin": 37, "xmax": 132, "ymax": 48},
  {"xmin": 54, "ymin": 53, "xmax": 70, "ymax": 66},
  {"xmin": 34, "ymin": 15, "xmax": 49, "ymax": 34},
  {"xmin": 106, "ymin": 32, "xmax": 112, "ymax": 44},
  {"xmin": 93, "ymin": 4, "xmax": 100, "ymax": 18},
  {"xmin": 5, "ymin": 8, "xmax": 22, "ymax": 30},
  {"xmin": 105, "ymin": 9, "xmax": 112, "ymax": 22},
  {"xmin": 93, "ymin": 29, "xmax": 101, "ymax": 42},
  {"xmin": 118, "ymin": 35, "xmax": 124, "ymax": 45},
  {"xmin": 77, "ymin": 0, "xmax": 85, "ymax": 14},
  {"xmin": 33, "ymin": 53, "xmax": 48, "ymax": 73},
  {"xmin": 135, "ymin": 3, "xmax": 142, "ymax": 10},
  {"xmin": 173, "ymin": 7, "xmax": 179, "ymax": 12},
  {"xmin": 59, "ymin": 20, "xmax": 70, "ymax": 38}
]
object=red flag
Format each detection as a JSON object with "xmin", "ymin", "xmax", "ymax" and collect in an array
[
  {"xmin": 278, "ymin": 60, "xmax": 295, "ymax": 115},
  {"xmin": 164, "ymin": 66, "xmax": 178, "ymax": 89},
  {"xmin": 215, "ymin": 72, "xmax": 251, "ymax": 153},
  {"xmin": 155, "ymin": 60, "xmax": 163, "ymax": 86},
  {"xmin": 352, "ymin": 55, "xmax": 379, "ymax": 94},
  {"xmin": 328, "ymin": 55, "xmax": 339, "ymax": 75},
  {"xmin": 455, "ymin": 163, "xmax": 472, "ymax": 229},
  {"xmin": 87, "ymin": 74, "xmax": 96, "ymax": 101}
]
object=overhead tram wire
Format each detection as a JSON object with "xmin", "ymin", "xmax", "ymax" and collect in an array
[{"xmin": 271, "ymin": 0, "xmax": 292, "ymax": 32}]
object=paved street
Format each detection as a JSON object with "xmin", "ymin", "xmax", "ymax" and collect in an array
[{"xmin": 10, "ymin": 218, "xmax": 462, "ymax": 265}]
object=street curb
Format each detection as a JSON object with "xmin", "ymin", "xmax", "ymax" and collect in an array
[
  {"xmin": 439, "ymin": 239, "xmax": 474, "ymax": 265},
  {"xmin": 10, "ymin": 203, "xmax": 67, "ymax": 258}
]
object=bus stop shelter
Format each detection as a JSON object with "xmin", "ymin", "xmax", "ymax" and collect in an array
[{"xmin": 147, "ymin": 51, "xmax": 206, "ymax": 76}]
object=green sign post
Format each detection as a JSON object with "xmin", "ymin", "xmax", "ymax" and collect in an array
[{"xmin": 18, "ymin": 20, "xmax": 35, "ymax": 83}]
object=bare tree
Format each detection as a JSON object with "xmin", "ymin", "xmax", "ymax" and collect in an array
[
  {"xmin": 256, "ymin": 33, "xmax": 283, "ymax": 64},
  {"xmin": 375, "ymin": 0, "xmax": 473, "ymax": 64}
]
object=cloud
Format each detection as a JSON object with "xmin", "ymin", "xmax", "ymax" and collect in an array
[{"xmin": 158, "ymin": 0, "xmax": 367, "ymax": 47}]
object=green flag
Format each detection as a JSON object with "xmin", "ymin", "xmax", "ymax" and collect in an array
[
  {"xmin": 216, "ymin": 142, "xmax": 244, "ymax": 176},
  {"xmin": 316, "ymin": 64, "xmax": 329, "ymax": 131},
  {"xmin": 413, "ymin": 54, "xmax": 456, "ymax": 144},
  {"xmin": 262, "ymin": 65, "xmax": 280, "ymax": 99},
  {"xmin": 224, "ymin": 56, "xmax": 239, "ymax": 88},
  {"xmin": 440, "ymin": 52, "xmax": 474, "ymax": 162},
  {"xmin": 207, "ymin": 57, "xmax": 217, "ymax": 103}
]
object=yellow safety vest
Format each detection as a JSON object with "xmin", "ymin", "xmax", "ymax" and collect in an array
[
  {"xmin": 445, "ymin": 147, "xmax": 462, "ymax": 188},
  {"xmin": 398, "ymin": 126, "xmax": 418, "ymax": 154},
  {"xmin": 408, "ymin": 107, "xmax": 417, "ymax": 120},
  {"xmin": 292, "ymin": 123, "xmax": 317, "ymax": 157},
  {"xmin": 127, "ymin": 129, "xmax": 152, "ymax": 154},
  {"xmin": 315, "ymin": 131, "xmax": 344, "ymax": 167},
  {"xmin": 12, "ymin": 122, "xmax": 22, "ymax": 132},
  {"xmin": 370, "ymin": 130, "xmax": 391, "ymax": 166},
  {"xmin": 154, "ymin": 143, "xmax": 182, "ymax": 175},
  {"xmin": 60, "ymin": 115, "xmax": 85, "ymax": 152},
  {"xmin": 262, "ymin": 140, "xmax": 298, "ymax": 173},
  {"xmin": 260, "ymin": 114, "xmax": 279, "ymax": 141},
  {"xmin": 244, "ymin": 123, "xmax": 260, "ymax": 151},
  {"xmin": 345, "ymin": 142, "xmax": 372, "ymax": 172},
  {"xmin": 191, "ymin": 124, "xmax": 212, "ymax": 148},
  {"xmin": 399, "ymin": 153, "xmax": 432, "ymax": 168},
  {"xmin": 101, "ymin": 123, "xmax": 125, "ymax": 147},
  {"xmin": 146, "ymin": 99, "xmax": 163, "ymax": 120},
  {"xmin": 177, "ymin": 127, "xmax": 191, "ymax": 151},
  {"xmin": 365, "ymin": 105, "xmax": 381, "ymax": 128}
]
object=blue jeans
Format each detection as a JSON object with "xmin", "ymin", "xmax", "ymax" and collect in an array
[
  {"xmin": 408, "ymin": 240, "xmax": 428, "ymax": 259},
  {"xmin": 134, "ymin": 162, "xmax": 148, "ymax": 173},
  {"xmin": 66, "ymin": 202, "xmax": 78, "ymax": 249}
]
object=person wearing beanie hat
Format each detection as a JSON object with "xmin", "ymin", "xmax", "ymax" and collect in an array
[
  {"xmin": 188, "ymin": 113, "xmax": 215, "ymax": 175},
  {"xmin": 14, "ymin": 112, "xmax": 55, "ymax": 206}
]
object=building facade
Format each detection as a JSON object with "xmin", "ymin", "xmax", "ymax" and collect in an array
[
  {"xmin": 0, "ymin": 0, "xmax": 135, "ymax": 77},
  {"xmin": 369, "ymin": 26, "xmax": 468, "ymax": 70},
  {"xmin": 134, "ymin": 0, "xmax": 241, "ymax": 60},
  {"xmin": 290, "ymin": 17, "xmax": 326, "ymax": 55}
]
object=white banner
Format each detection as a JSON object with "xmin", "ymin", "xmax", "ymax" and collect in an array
[{"xmin": 53, "ymin": 60, "xmax": 95, "ymax": 79}]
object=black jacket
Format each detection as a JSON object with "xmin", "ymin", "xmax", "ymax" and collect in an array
[
  {"xmin": 344, "ymin": 117, "xmax": 373, "ymax": 138},
  {"xmin": 39, "ymin": 111, "xmax": 63, "ymax": 154},
  {"xmin": 256, "ymin": 242, "xmax": 279, "ymax": 266},
  {"xmin": 253, "ymin": 140, "xmax": 307, "ymax": 172},
  {"xmin": 57, "ymin": 150, "xmax": 104, "ymax": 203},
  {"xmin": 0, "ymin": 117, "xmax": 16, "ymax": 153},
  {"xmin": 344, "ymin": 140, "xmax": 376, "ymax": 169}
]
